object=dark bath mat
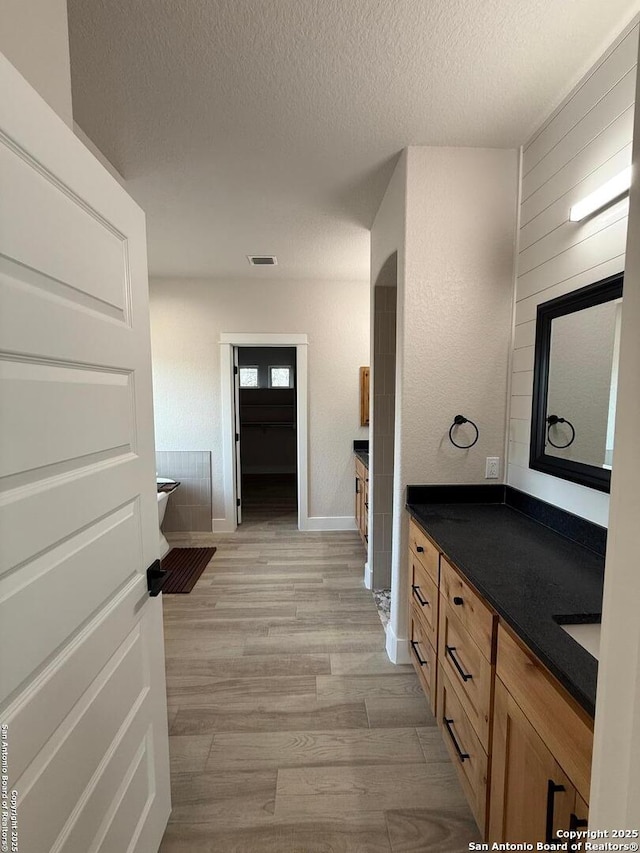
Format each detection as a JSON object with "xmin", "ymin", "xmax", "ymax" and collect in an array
[{"xmin": 161, "ymin": 547, "xmax": 216, "ymax": 594}]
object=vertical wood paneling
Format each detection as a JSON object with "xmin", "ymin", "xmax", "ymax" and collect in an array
[{"xmin": 507, "ymin": 21, "xmax": 638, "ymax": 525}]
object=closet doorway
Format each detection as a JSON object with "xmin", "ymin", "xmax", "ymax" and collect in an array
[{"xmin": 234, "ymin": 347, "xmax": 298, "ymax": 522}]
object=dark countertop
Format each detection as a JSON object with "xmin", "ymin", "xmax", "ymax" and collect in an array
[
  {"xmin": 355, "ymin": 449, "xmax": 369, "ymax": 468},
  {"xmin": 407, "ymin": 501, "xmax": 604, "ymax": 717}
]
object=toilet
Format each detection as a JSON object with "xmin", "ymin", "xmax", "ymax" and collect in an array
[{"xmin": 157, "ymin": 478, "xmax": 179, "ymax": 558}]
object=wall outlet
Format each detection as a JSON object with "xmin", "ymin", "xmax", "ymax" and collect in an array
[{"xmin": 485, "ymin": 457, "xmax": 500, "ymax": 479}]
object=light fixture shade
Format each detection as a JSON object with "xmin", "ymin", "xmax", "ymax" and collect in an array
[{"xmin": 569, "ymin": 167, "xmax": 632, "ymax": 221}]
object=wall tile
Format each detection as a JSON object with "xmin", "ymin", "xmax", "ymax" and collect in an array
[
  {"xmin": 383, "ymin": 513, "xmax": 394, "ymax": 551},
  {"xmin": 375, "ymin": 475, "xmax": 392, "ymax": 509},
  {"xmin": 373, "ymin": 512, "xmax": 385, "ymax": 546},
  {"xmin": 156, "ymin": 451, "xmax": 213, "ymax": 531}
]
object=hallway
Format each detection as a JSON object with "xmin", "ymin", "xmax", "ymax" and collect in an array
[{"xmin": 159, "ymin": 513, "xmax": 479, "ymax": 852}]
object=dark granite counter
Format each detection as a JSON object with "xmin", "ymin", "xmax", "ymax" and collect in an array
[
  {"xmin": 406, "ymin": 494, "xmax": 605, "ymax": 717},
  {"xmin": 353, "ymin": 439, "xmax": 369, "ymax": 469},
  {"xmin": 355, "ymin": 450, "xmax": 369, "ymax": 468}
]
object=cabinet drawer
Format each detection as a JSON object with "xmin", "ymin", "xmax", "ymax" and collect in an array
[
  {"xmin": 409, "ymin": 554, "xmax": 438, "ymax": 648},
  {"xmin": 439, "ymin": 598, "xmax": 493, "ymax": 751},
  {"xmin": 440, "ymin": 557, "xmax": 495, "ymax": 660},
  {"xmin": 438, "ymin": 666, "xmax": 488, "ymax": 836},
  {"xmin": 410, "ymin": 606, "xmax": 437, "ymax": 714},
  {"xmin": 355, "ymin": 458, "xmax": 367, "ymax": 482},
  {"xmin": 496, "ymin": 624, "xmax": 593, "ymax": 803},
  {"xmin": 408, "ymin": 519, "xmax": 439, "ymax": 584}
]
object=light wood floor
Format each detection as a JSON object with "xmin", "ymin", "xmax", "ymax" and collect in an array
[{"xmin": 159, "ymin": 506, "xmax": 479, "ymax": 852}]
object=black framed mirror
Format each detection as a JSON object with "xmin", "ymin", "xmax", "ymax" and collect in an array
[{"xmin": 529, "ymin": 272, "xmax": 623, "ymax": 493}]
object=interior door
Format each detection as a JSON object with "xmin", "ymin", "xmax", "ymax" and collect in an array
[
  {"xmin": 0, "ymin": 54, "xmax": 171, "ymax": 852},
  {"xmin": 233, "ymin": 347, "xmax": 242, "ymax": 524}
]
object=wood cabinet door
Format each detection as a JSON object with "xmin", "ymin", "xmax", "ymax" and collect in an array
[
  {"xmin": 359, "ymin": 366, "xmax": 370, "ymax": 426},
  {"xmin": 489, "ymin": 678, "xmax": 575, "ymax": 845}
]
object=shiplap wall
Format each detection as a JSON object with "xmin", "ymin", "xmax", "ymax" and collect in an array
[{"xmin": 508, "ymin": 20, "xmax": 639, "ymax": 527}]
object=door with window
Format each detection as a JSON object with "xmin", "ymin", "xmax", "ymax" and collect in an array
[{"xmin": 235, "ymin": 348, "xmax": 297, "ymax": 519}]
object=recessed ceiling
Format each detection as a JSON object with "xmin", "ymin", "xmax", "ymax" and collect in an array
[{"xmin": 67, "ymin": 0, "xmax": 638, "ymax": 281}]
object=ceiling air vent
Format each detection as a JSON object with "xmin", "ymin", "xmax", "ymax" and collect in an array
[{"xmin": 247, "ymin": 255, "xmax": 277, "ymax": 266}]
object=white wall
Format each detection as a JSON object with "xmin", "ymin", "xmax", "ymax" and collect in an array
[
  {"xmin": 149, "ymin": 277, "xmax": 369, "ymax": 524},
  {"xmin": 401, "ymin": 146, "xmax": 518, "ymax": 486},
  {"xmin": 0, "ymin": 0, "xmax": 72, "ymax": 126},
  {"xmin": 507, "ymin": 21, "xmax": 639, "ymax": 525},
  {"xmin": 372, "ymin": 147, "xmax": 519, "ymax": 661},
  {"xmin": 590, "ymin": 39, "xmax": 640, "ymax": 823}
]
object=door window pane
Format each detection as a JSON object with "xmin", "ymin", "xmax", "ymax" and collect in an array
[
  {"xmin": 239, "ymin": 367, "xmax": 259, "ymax": 387},
  {"xmin": 270, "ymin": 367, "xmax": 292, "ymax": 388}
]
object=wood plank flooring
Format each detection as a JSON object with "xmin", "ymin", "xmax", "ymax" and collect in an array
[{"xmin": 159, "ymin": 507, "xmax": 480, "ymax": 852}]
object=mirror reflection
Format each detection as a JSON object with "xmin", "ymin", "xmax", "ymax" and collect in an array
[
  {"xmin": 530, "ymin": 272, "xmax": 623, "ymax": 492},
  {"xmin": 546, "ymin": 298, "xmax": 622, "ymax": 469}
]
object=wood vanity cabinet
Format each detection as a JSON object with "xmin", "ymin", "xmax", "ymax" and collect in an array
[
  {"xmin": 437, "ymin": 562, "xmax": 496, "ymax": 835},
  {"xmin": 406, "ymin": 514, "xmax": 594, "ymax": 843},
  {"xmin": 489, "ymin": 625, "xmax": 593, "ymax": 845},
  {"xmin": 490, "ymin": 678, "xmax": 582, "ymax": 843},
  {"xmin": 408, "ymin": 523, "xmax": 440, "ymax": 713},
  {"xmin": 407, "ymin": 517, "xmax": 497, "ymax": 834},
  {"xmin": 355, "ymin": 458, "xmax": 368, "ymax": 549}
]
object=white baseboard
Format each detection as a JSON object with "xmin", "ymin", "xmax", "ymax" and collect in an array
[
  {"xmin": 363, "ymin": 561, "xmax": 372, "ymax": 589},
  {"xmin": 212, "ymin": 517, "xmax": 236, "ymax": 532},
  {"xmin": 302, "ymin": 516, "xmax": 357, "ymax": 531},
  {"xmin": 385, "ymin": 622, "xmax": 411, "ymax": 664}
]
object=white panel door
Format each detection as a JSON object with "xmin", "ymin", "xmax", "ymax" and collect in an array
[{"xmin": 0, "ymin": 54, "xmax": 171, "ymax": 852}]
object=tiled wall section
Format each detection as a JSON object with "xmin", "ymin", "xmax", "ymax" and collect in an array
[
  {"xmin": 156, "ymin": 451, "xmax": 212, "ymax": 532},
  {"xmin": 372, "ymin": 285, "xmax": 397, "ymax": 589}
]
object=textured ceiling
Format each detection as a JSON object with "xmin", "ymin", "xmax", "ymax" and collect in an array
[{"xmin": 67, "ymin": 0, "xmax": 638, "ymax": 280}]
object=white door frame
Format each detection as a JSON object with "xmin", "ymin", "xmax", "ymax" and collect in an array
[
  {"xmin": 232, "ymin": 346, "xmax": 242, "ymax": 525},
  {"xmin": 219, "ymin": 333, "xmax": 309, "ymax": 531}
]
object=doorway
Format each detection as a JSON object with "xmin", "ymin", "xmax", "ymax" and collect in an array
[
  {"xmin": 235, "ymin": 347, "xmax": 298, "ymax": 522},
  {"xmin": 371, "ymin": 254, "xmax": 398, "ymax": 591},
  {"xmin": 219, "ymin": 333, "xmax": 309, "ymax": 532}
]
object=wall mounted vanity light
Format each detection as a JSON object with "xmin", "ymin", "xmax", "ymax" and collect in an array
[
  {"xmin": 448, "ymin": 414, "xmax": 479, "ymax": 449},
  {"xmin": 569, "ymin": 167, "xmax": 631, "ymax": 221}
]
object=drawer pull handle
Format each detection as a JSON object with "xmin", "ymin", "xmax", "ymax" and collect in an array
[
  {"xmin": 444, "ymin": 717, "xmax": 469, "ymax": 762},
  {"xmin": 453, "ymin": 596, "xmax": 464, "ymax": 606},
  {"xmin": 569, "ymin": 814, "xmax": 588, "ymax": 852},
  {"xmin": 410, "ymin": 640, "xmax": 428, "ymax": 667},
  {"xmin": 545, "ymin": 780, "xmax": 566, "ymax": 843},
  {"xmin": 445, "ymin": 645, "xmax": 473, "ymax": 682},
  {"xmin": 416, "ymin": 545, "xmax": 424, "ymax": 553},
  {"xmin": 412, "ymin": 584, "xmax": 429, "ymax": 607}
]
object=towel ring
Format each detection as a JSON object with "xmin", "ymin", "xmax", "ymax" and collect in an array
[
  {"xmin": 449, "ymin": 415, "xmax": 479, "ymax": 449},
  {"xmin": 546, "ymin": 415, "xmax": 575, "ymax": 449}
]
